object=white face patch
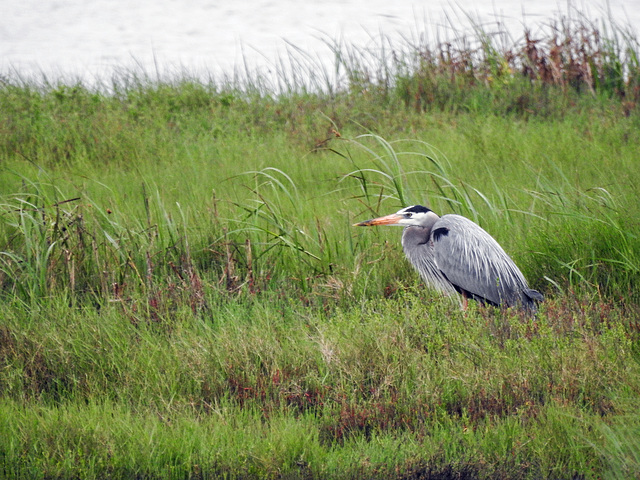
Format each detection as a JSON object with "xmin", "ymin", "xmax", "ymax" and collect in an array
[
  {"xmin": 395, "ymin": 205, "xmax": 434, "ymax": 224},
  {"xmin": 395, "ymin": 207, "xmax": 442, "ymax": 229}
]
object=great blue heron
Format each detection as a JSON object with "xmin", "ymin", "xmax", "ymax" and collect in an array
[{"xmin": 355, "ymin": 205, "xmax": 543, "ymax": 311}]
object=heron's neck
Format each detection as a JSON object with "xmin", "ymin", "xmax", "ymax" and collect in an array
[
  {"xmin": 417, "ymin": 211, "xmax": 440, "ymax": 231},
  {"xmin": 401, "ymin": 211, "xmax": 440, "ymax": 247}
]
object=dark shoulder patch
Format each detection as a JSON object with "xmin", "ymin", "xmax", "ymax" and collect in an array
[
  {"xmin": 404, "ymin": 205, "xmax": 431, "ymax": 214},
  {"xmin": 432, "ymin": 227, "xmax": 449, "ymax": 242}
]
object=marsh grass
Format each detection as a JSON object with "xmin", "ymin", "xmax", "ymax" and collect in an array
[
  {"xmin": 1, "ymin": 8, "xmax": 640, "ymax": 479},
  {"xmin": 0, "ymin": 294, "xmax": 638, "ymax": 478}
]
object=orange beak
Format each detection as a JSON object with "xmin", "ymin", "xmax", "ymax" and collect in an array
[{"xmin": 353, "ymin": 213, "xmax": 404, "ymax": 227}]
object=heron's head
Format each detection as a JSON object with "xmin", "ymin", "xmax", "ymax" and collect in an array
[{"xmin": 354, "ymin": 205, "xmax": 438, "ymax": 227}]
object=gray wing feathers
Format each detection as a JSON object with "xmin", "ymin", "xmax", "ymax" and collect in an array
[{"xmin": 432, "ymin": 215, "xmax": 532, "ymax": 308}]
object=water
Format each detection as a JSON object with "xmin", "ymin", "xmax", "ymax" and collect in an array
[{"xmin": 1, "ymin": 0, "xmax": 638, "ymax": 85}]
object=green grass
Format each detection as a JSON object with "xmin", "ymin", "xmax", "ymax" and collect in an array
[
  {"xmin": 1, "ymin": 296, "xmax": 639, "ymax": 478},
  {"xmin": 1, "ymin": 9, "xmax": 640, "ymax": 479}
]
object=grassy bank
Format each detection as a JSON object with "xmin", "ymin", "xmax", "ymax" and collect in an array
[
  {"xmin": 1, "ymin": 10, "xmax": 640, "ymax": 479},
  {"xmin": 1, "ymin": 297, "xmax": 639, "ymax": 479}
]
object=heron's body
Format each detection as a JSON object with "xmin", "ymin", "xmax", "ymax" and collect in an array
[{"xmin": 355, "ymin": 205, "xmax": 543, "ymax": 312}]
